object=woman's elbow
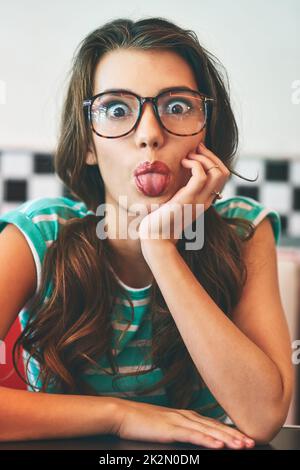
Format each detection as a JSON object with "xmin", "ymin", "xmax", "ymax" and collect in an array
[
  {"xmin": 245, "ymin": 396, "xmax": 293, "ymax": 444},
  {"xmin": 248, "ymin": 421, "xmax": 283, "ymax": 445}
]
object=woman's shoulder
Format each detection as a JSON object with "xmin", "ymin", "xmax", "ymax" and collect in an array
[
  {"xmin": 0, "ymin": 196, "xmax": 93, "ymax": 265},
  {"xmin": 0, "ymin": 196, "xmax": 94, "ymax": 297},
  {"xmin": 214, "ymin": 195, "xmax": 282, "ymax": 245}
]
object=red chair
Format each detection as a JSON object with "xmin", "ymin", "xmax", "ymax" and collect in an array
[{"xmin": 0, "ymin": 317, "xmax": 27, "ymax": 389}]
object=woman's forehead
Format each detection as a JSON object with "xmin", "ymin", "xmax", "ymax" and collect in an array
[{"xmin": 93, "ymin": 48, "xmax": 198, "ymax": 96}]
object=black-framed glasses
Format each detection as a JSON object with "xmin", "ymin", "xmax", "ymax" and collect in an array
[{"xmin": 83, "ymin": 87, "xmax": 214, "ymax": 138}]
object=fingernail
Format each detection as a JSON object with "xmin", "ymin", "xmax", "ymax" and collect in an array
[
  {"xmin": 245, "ymin": 438, "xmax": 255, "ymax": 446},
  {"xmin": 233, "ymin": 439, "xmax": 243, "ymax": 446},
  {"xmin": 213, "ymin": 440, "xmax": 224, "ymax": 447}
]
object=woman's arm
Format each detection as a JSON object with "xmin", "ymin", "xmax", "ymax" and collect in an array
[
  {"xmin": 0, "ymin": 224, "xmax": 117, "ymax": 441},
  {"xmin": 0, "ymin": 386, "xmax": 119, "ymax": 441},
  {"xmin": 0, "ymin": 224, "xmax": 254, "ymax": 448},
  {"xmin": 140, "ymin": 217, "xmax": 294, "ymax": 443},
  {"xmin": 0, "ymin": 386, "xmax": 256, "ymax": 448}
]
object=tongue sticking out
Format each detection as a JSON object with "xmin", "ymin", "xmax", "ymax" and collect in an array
[{"xmin": 135, "ymin": 173, "xmax": 170, "ymax": 197}]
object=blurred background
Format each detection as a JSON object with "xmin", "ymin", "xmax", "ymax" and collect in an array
[{"xmin": 0, "ymin": 0, "xmax": 300, "ymax": 424}]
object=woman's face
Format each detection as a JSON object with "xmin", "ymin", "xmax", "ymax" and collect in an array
[{"xmin": 86, "ymin": 48, "xmax": 206, "ymax": 215}]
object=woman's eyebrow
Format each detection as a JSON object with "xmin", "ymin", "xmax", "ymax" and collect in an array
[{"xmin": 101, "ymin": 85, "xmax": 197, "ymax": 94}]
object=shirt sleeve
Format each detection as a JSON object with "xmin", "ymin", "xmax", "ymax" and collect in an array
[{"xmin": 215, "ymin": 196, "xmax": 282, "ymax": 246}]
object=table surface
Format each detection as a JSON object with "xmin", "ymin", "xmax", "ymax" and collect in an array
[{"xmin": 0, "ymin": 425, "xmax": 299, "ymax": 450}]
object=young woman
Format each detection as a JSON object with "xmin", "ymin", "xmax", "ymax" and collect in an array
[{"xmin": 0, "ymin": 17, "xmax": 293, "ymax": 448}]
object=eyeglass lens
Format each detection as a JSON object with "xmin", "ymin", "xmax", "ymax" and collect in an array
[{"xmin": 90, "ymin": 91, "xmax": 206, "ymax": 137}]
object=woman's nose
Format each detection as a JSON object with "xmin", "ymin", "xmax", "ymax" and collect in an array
[{"xmin": 134, "ymin": 102, "xmax": 165, "ymax": 149}]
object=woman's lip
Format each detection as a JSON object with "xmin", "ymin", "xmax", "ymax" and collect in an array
[{"xmin": 133, "ymin": 161, "xmax": 171, "ymax": 177}]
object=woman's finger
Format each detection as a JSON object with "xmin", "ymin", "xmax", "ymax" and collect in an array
[
  {"xmin": 189, "ymin": 422, "xmax": 248, "ymax": 449},
  {"xmin": 180, "ymin": 410, "xmax": 255, "ymax": 446},
  {"xmin": 197, "ymin": 141, "xmax": 231, "ymax": 177},
  {"xmin": 173, "ymin": 414, "xmax": 252, "ymax": 449},
  {"xmin": 171, "ymin": 425, "xmax": 225, "ymax": 449},
  {"xmin": 180, "ymin": 156, "xmax": 208, "ymax": 197},
  {"xmin": 187, "ymin": 152, "xmax": 227, "ymax": 178},
  {"xmin": 177, "ymin": 409, "xmax": 255, "ymax": 442},
  {"xmin": 185, "ymin": 153, "xmax": 226, "ymax": 202}
]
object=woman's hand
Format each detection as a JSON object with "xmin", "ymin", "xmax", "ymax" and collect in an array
[
  {"xmin": 138, "ymin": 141, "xmax": 230, "ymax": 247},
  {"xmin": 112, "ymin": 400, "xmax": 255, "ymax": 449}
]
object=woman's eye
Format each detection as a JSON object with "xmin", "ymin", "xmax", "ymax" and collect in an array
[
  {"xmin": 103, "ymin": 101, "xmax": 131, "ymax": 118},
  {"xmin": 165, "ymin": 99, "xmax": 192, "ymax": 115}
]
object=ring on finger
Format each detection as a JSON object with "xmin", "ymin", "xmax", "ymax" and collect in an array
[
  {"xmin": 206, "ymin": 165, "xmax": 220, "ymax": 173},
  {"xmin": 211, "ymin": 190, "xmax": 223, "ymax": 203}
]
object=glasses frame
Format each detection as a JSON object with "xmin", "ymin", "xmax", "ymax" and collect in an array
[{"xmin": 83, "ymin": 87, "xmax": 214, "ymax": 138}]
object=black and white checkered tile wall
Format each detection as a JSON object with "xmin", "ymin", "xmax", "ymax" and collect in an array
[{"xmin": 0, "ymin": 150, "xmax": 300, "ymax": 238}]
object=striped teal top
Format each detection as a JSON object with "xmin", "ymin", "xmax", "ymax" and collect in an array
[{"xmin": 0, "ymin": 195, "xmax": 281, "ymax": 422}]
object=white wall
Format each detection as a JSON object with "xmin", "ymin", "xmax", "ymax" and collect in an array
[{"xmin": 0, "ymin": 0, "xmax": 299, "ymax": 157}]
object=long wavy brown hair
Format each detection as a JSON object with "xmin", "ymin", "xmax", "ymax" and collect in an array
[{"xmin": 13, "ymin": 17, "xmax": 257, "ymax": 412}]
